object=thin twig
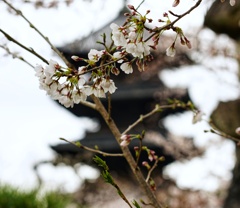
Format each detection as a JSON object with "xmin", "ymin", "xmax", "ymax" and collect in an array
[
  {"xmin": 146, "ymin": 159, "xmax": 159, "ymax": 183},
  {"xmin": 145, "ymin": 0, "xmax": 202, "ymax": 42},
  {"xmin": 0, "ymin": 29, "xmax": 48, "ymax": 64},
  {"xmin": 208, "ymin": 122, "xmax": 240, "ymax": 143},
  {"xmin": 123, "ymin": 105, "xmax": 160, "ymax": 135},
  {"xmin": 0, "ymin": 44, "xmax": 34, "ymax": 68},
  {"xmin": 2, "ymin": 0, "xmax": 75, "ymax": 69},
  {"xmin": 78, "ymin": 55, "xmax": 127, "ymax": 76},
  {"xmin": 60, "ymin": 138, "xmax": 124, "ymax": 157},
  {"xmin": 122, "ymin": 103, "xmax": 183, "ymax": 135},
  {"xmin": 136, "ymin": 0, "xmax": 145, "ymax": 10},
  {"xmin": 135, "ymin": 138, "xmax": 143, "ymax": 169}
]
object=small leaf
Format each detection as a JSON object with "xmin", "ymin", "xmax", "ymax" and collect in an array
[
  {"xmin": 132, "ymin": 200, "xmax": 142, "ymax": 208},
  {"xmin": 93, "ymin": 155, "xmax": 109, "ymax": 171}
]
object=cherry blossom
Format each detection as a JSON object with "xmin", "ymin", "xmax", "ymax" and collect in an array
[
  {"xmin": 88, "ymin": 49, "xmax": 104, "ymax": 62},
  {"xmin": 100, "ymin": 78, "xmax": 117, "ymax": 94},
  {"xmin": 120, "ymin": 62, "xmax": 133, "ymax": 74},
  {"xmin": 110, "ymin": 23, "xmax": 127, "ymax": 47}
]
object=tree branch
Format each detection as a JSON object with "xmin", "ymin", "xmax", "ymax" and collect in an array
[
  {"xmin": 123, "ymin": 104, "xmax": 177, "ymax": 135},
  {"xmin": 0, "ymin": 29, "xmax": 48, "ymax": 64},
  {"xmin": 60, "ymin": 138, "xmax": 124, "ymax": 157},
  {"xmin": 91, "ymin": 95, "xmax": 163, "ymax": 208},
  {"xmin": 2, "ymin": 0, "xmax": 75, "ymax": 70},
  {"xmin": 145, "ymin": 0, "xmax": 202, "ymax": 42},
  {"xmin": 0, "ymin": 44, "xmax": 34, "ymax": 68}
]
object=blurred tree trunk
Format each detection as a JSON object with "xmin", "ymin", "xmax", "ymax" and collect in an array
[
  {"xmin": 211, "ymin": 99, "xmax": 240, "ymax": 208},
  {"xmin": 206, "ymin": 2, "xmax": 240, "ymax": 206},
  {"xmin": 224, "ymin": 148, "xmax": 240, "ymax": 208}
]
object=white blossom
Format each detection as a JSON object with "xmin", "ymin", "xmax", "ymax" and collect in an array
[
  {"xmin": 72, "ymin": 90, "xmax": 87, "ymax": 104},
  {"xmin": 78, "ymin": 76, "xmax": 86, "ymax": 87},
  {"xmin": 88, "ymin": 49, "xmax": 104, "ymax": 62},
  {"xmin": 93, "ymin": 86, "xmax": 106, "ymax": 98},
  {"xmin": 44, "ymin": 59, "xmax": 58, "ymax": 78},
  {"xmin": 125, "ymin": 41, "xmax": 151, "ymax": 58},
  {"xmin": 100, "ymin": 78, "xmax": 117, "ymax": 94},
  {"xmin": 110, "ymin": 23, "xmax": 127, "ymax": 47},
  {"xmin": 120, "ymin": 62, "xmax": 133, "ymax": 74},
  {"xmin": 34, "ymin": 65, "xmax": 44, "ymax": 78},
  {"xmin": 59, "ymin": 95, "xmax": 74, "ymax": 108},
  {"xmin": 113, "ymin": 51, "xmax": 124, "ymax": 63}
]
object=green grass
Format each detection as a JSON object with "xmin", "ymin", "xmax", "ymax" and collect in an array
[{"xmin": 0, "ymin": 184, "xmax": 82, "ymax": 208}]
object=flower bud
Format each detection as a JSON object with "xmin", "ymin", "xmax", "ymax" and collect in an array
[
  {"xmin": 163, "ymin": 12, "xmax": 168, "ymax": 17},
  {"xmin": 142, "ymin": 161, "xmax": 151, "ymax": 170},
  {"xmin": 71, "ymin": 55, "xmax": 82, "ymax": 61},
  {"xmin": 184, "ymin": 37, "xmax": 192, "ymax": 49},
  {"xmin": 120, "ymin": 134, "xmax": 131, "ymax": 146},
  {"xmin": 236, "ymin": 127, "xmax": 240, "ymax": 135},
  {"xmin": 166, "ymin": 43, "xmax": 176, "ymax": 57},
  {"xmin": 172, "ymin": 0, "xmax": 180, "ymax": 7},
  {"xmin": 127, "ymin": 4, "xmax": 135, "ymax": 10}
]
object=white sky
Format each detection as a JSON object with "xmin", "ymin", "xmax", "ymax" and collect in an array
[{"xmin": 0, "ymin": 0, "xmax": 239, "ymax": 193}]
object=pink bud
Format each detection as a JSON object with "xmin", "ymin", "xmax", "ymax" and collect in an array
[
  {"xmin": 71, "ymin": 55, "xmax": 82, "ymax": 61},
  {"xmin": 120, "ymin": 134, "xmax": 131, "ymax": 146},
  {"xmin": 148, "ymin": 18, "xmax": 153, "ymax": 23},
  {"xmin": 163, "ymin": 12, "xmax": 168, "ymax": 17},
  {"xmin": 142, "ymin": 161, "xmax": 151, "ymax": 170},
  {"xmin": 127, "ymin": 4, "xmax": 135, "ymax": 10},
  {"xmin": 184, "ymin": 37, "xmax": 192, "ymax": 49},
  {"xmin": 172, "ymin": 0, "xmax": 180, "ymax": 7}
]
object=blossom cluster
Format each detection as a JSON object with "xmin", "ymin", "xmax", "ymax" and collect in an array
[
  {"xmin": 34, "ymin": 4, "xmax": 192, "ymax": 108},
  {"xmin": 35, "ymin": 58, "xmax": 117, "ymax": 107},
  {"xmin": 110, "ymin": 6, "xmax": 155, "ymax": 73}
]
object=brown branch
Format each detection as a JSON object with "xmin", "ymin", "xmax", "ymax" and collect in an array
[
  {"xmin": 79, "ymin": 100, "xmax": 97, "ymax": 110},
  {"xmin": 145, "ymin": 0, "xmax": 202, "ymax": 42},
  {"xmin": 91, "ymin": 95, "xmax": 163, "ymax": 208},
  {"xmin": 60, "ymin": 138, "xmax": 124, "ymax": 157},
  {"xmin": 0, "ymin": 44, "xmax": 34, "ymax": 68},
  {"xmin": 208, "ymin": 122, "xmax": 240, "ymax": 143},
  {"xmin": 146, "ymin": 159, "xmax": 159, "ymax": 183},
  {"xmin": 123, "ymin": 104, "xmax": 177, "ymax": 135},
  {"xmin": 0, "ymin": 29, "xmax": 48, "ymax": 64},
  {"xmin": 2, "ymin": 0, "xmax": 75, "ymax": 70}
]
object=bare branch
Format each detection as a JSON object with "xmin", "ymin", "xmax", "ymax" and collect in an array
[
  {"xmin": 145, "ymin": 0, "xmax": 202, "ymax": 42},
  {"xmin": 2, "ymin": 0, "xmax": 75, "ymax": 70},
  {"xmin": 0, "ymin": 44, "xmax": 34, "ymax": 68},
  {"xmin": 0, "ymin": 29, "xmax": 48, "ymax": 64},
  {"xmin": 60, "ymin": 137, "xmax": 124, "ymax": 157}
]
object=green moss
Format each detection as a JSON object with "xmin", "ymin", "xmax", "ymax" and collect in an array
[{"xmin": 0, "ymin": 184, "xmax": 84, "ymax": 208}]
